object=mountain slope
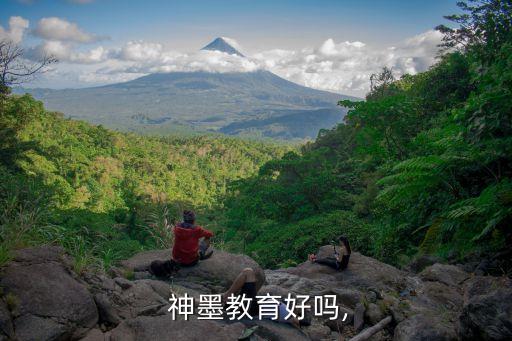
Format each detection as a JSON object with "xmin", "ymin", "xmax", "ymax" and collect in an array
[{"xmin": 18, "ymin": 38, "xmax": 357, "ymax": 139}]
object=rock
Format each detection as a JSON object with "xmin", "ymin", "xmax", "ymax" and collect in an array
[
  {"xmin": 354, "ymin": 302, "xmax": 365, "ymax": 331},
  {"xmin": 121, "ymin": 248, "xmax": 265, "ymax": 292},
  {"xmin": 330, "ymin": 287, "xmax": 362, "ymax": 309},
  {"xmin": 287, "ymin": 250, "xmax": 407, "ymax": 292},
  {"xmin": 243, "ymin": 319, "xmax": 310, "ymax": 341},
  {"xmin": 339, "ymin": 306, "xmax": 354, "ymax": 325},
  {"xmin": 136, "ymin": 279, "xmax": 171, "ymax": 300},
  {"xmin": 0, "ymin": 301, "xmax": 14, "ymax": 339},
  {"xmin": 419, "ymin": 263, "xmax": 470, "ymax": 287},
  {"xmin": 11, "ymin": 245, "xmax": 69, "ymax": 265},
  {"xmin": 458, "ymin": 276, "xmax": 512, "ymax": 340},
  {"xmin": 265, "ymin": 270, "xmax": 328, "ymax": 295},
  {"xmin": 120, "ymin": 249, "xmax": 169, "ymax": 271},
  {"xmin": 394, "ymin": 314, "xmax": 457, "ymax": 341},
  {"xmin": 0, "ymin": 246, "xmax": 98, "ymax": 340},
  {"xmin": 110, "ymin": 315, "xmax": 246, "ymax": 341},
  {"xmin": 114, "ymin": 277, "xmax": 133, "ymax": 290},
  {"xmin": 94, "ymin": 293, "xmax": 122, "ymax": 326},
  {"xmin": 14, "ymin": 314, "xmax": 69, "ymax": 341},
  {"xmin": 305, "ymin": 323, "xmax": 331, "ymax": 340},
  {"xmin": 80, "ymin": 328, "xmax": 108, "ymax": 341},
  {"xmin": 462, "ymin": 275, "xmax": 511, "ymax": 302},
  {"xmin": 110, "ymin": 280, "xmax": 169, "ymax": 320},
  {"xmin": 421, "ymin": 281, "xmax": 463, "ymax": 312},
  {"xmin": 366, "ymin": 290, "xmax": 378, "ymax": 303},
  {"xmin": 109, "ymin": 266, "xmax": 124, "ymax": 278},
  {"xmin": 83, "ymin": 273, "xmax": 117, "ymax": 292},
  {"xmin": 324, "ymin": 306, "xmax": 354, "ymax": 332},
  {"xmin": 405, "ymin": 255, "xmax": 441, "ymax": 273},
  {"xmin": 365, "ymin": 303, "xmax": 385, "ymax": 325}
]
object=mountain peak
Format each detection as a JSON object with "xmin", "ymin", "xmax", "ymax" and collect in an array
[{"xmin": 201, "ymin": 37, "xmax": 244, "ymax": 57}]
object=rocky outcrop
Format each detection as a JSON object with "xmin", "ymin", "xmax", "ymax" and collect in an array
[
  {"xmin": 458, "ymin": 276, "xmax": 512, "ymax": 340},
  {"xmin": 286, "ymin": 247, "xmax": 407, "ymax": 291},
  {"xmin": 121, "ymin": 248, "xmax": 266, "ymax": 292},
  {"xmin": 0, "ymin": 246, "xmax": 98, "ymax": 341},
  {"xmin": 110, "ymin": 315, "xmax": 246, "ymax": 341},
  {"xmin": 394, "ymin": 314, "xmax": 457, "ymax": 341},
  {"xmin": 1, "ymin": 244, "xmax": 510, "ymax": 341}
]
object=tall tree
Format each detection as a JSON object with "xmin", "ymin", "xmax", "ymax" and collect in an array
[{"xmin": 0, "ymin": 40, "xmax": 57, "ymax": 94}]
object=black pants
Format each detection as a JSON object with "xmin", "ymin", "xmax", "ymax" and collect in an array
[
  {"xmin": 315, "ymin": 254, "xmax": 350, "ymax": 270},
  {"xmin": 315, "ymin": 257, "xmax": 339, "ymax": 270}
]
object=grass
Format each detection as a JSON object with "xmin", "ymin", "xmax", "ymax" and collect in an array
[
  {"xmin": 0, "ymin": 244, "xmax": 12, "ymax": 266},
  {"xmin": 5, "ymin": 292, "xmax": 19, "ymax": 312}
]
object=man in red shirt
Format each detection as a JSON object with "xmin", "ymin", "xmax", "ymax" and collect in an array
[{"xmin": 172, "ymin": 210, "xmax": 214, "ymax": 266}]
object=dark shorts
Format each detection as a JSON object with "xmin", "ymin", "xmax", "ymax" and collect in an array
[{"xmin": 240, "ymin": 282, "xmax": 259, "ymax": 317}]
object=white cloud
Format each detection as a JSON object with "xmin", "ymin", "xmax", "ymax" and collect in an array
[
  {"xmin": 114, "ymin": 41, "xmax": 164, "ymax": 62},
  {"xmin": 25, "ymin": 29, "xmax": 443, "ymax": 96},
  {"xmin": 33, "ymin": 17, "xmax": 104, "ymax": 43},
  {"xmin": 28, "ymin": 41, "xmax": 109, "ymax": 64},
  {"xmin": 108, "ymin": 41, "xmax": 259, "ymax": 74},
  {"xmin": 0, "ymin": 16, "xmax": 30, "ymax": 43},
  {"xmin": 252, "ymin": 30, "xmax": 443, "ymax": 96}
]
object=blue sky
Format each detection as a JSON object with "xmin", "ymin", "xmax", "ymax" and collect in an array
[{"xmin": 1, "ymin": 0, "xmax": 462, "ymax": 95}]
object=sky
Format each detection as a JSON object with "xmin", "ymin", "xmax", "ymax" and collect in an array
[{"xmin": 1, "ymin": 0, "xmax": 461, "ymax": 96}]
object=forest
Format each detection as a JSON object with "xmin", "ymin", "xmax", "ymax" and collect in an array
[
  {"xmin": 1, "ymin": 1, "xmax": 511, "ymax": 274},
  {"xmin": 221, "ymin": 0, "xmax": 512, "ymax": 268},
  {"xmin": 0, "ymin": 95, "xmax": 288, "ymax": 271}
]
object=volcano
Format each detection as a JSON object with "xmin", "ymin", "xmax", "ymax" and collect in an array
[
  {"xmin": 201, "ymin": 37, "xmax": 245, "ymax": 57},
  {"xmin": 17, "ymin": 38, "xmax": 357, "ymax": 139}
]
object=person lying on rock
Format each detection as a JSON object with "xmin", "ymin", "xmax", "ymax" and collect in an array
[
  {"xmin": 221, "ymin": 268, "xmax": 301, "ymax": 329},
  {"xmin": 172, "ymin": 210, "xmax": 214, "ymax": 266},
  {"xmin": 308, "ymin": 235, "xmax": 351, "ymax": 271}
]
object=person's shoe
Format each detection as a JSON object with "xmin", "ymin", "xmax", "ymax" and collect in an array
[{"xmin": 199, "ymin": 249, "xmax": 214, "ymax": 260}]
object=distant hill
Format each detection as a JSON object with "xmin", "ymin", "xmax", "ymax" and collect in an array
[{"xmin": 17, "ymin": 38, "xmax": 358, "ymax": 139}]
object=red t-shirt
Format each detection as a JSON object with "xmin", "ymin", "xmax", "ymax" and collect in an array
[{"xmin": 172, "ymin": 224, "xmax": 213, "ymax": 265}]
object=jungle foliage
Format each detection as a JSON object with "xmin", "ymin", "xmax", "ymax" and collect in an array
[
  {"xmin": 222, "ymin": 0, "xmax": 512, "ymax": 268},
  {"xmin": 0, "ymin": 94, "xmax": 288, "ymax": 270}
]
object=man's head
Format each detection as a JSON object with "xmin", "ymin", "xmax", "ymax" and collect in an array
[{"xmin": 183, "ymin": 210, "xmax": 196, "ymax": 224}]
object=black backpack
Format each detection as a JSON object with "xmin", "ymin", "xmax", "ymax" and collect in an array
[{"xmin": 149, "ymin": 259, "xmax": 180, "ymax": 278}]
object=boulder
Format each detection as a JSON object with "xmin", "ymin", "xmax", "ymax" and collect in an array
[
  {"xmin": 110, "ymin": 315, "xmax": 246, "ymax": 341},
  {"xmin": 114, "ymin": 277, "xmax": 133, "ymax": 290},
  {"xmin": 265, "ymin": 270, "xmax": 329, "ymax": 295},
  {"xmin": 458, "ymin": 276, "xmax": 512, "ymax": 340},
  {"xmin": 120, "ymin": 249, "xmax": 169, "ymax": 271},
  {"xmin": 242, "ymin": 319, "xmax": 310, "ymax": 341},
  {"xmin": 353, "ymin": 302, "xmax": 365, "ymax": 331},
  {"xmin": 405, "ymin": 254, "xmax": 442, "ymax": 273},
  {"xmin": 421, "ymin": 281, "xmax": 463, "ymax": 312},
  {"xmin": 323, "ymin": 305, "xmax": 354, "ymax": 334},
  {"xmin": 287, "ymin": 249, "xmax": 407, "ymax": 291},
  {"xmin": 0, "ymin": 301, "xmax": 14, "ymax": 339},
  {"xmin": 365, "ymin": 303, "xmax": 385, "ymax": 325},
  {"xmin": 94, "ymin": 293, "xmax": 122, "ymax": 326},
  {"xmin": 0, "ymin": 246, "xmax": 98, "ymax": 341},
  {"xmin": 330, "ymin": 287, "xmax": 362, "ymax": 309},
  {"xmin": 121, "ymin": 248, "xmax": 265, "ymax": 293},
  {"xmin": 394, "ymin": 314, "xmax": 457, "ymax": 341},
  {"xmin": 110, "ymin": 280, "xmax": 169, "ymax": 320},
  {"xmin": 419, "ymin": 263, "xmax": 470, "ymax": 287},
  {"xmin": 80, "ymin": 328, "xmax": 109, "ymax": 341},
  {"xmin": 304, "ymin": 323, "xmax": 331, "ymax": 340}
]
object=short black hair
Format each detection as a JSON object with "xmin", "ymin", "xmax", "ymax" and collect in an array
[{"xmin": 183, "ymin": 210, "xmax": 195, "ymax": 223}]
